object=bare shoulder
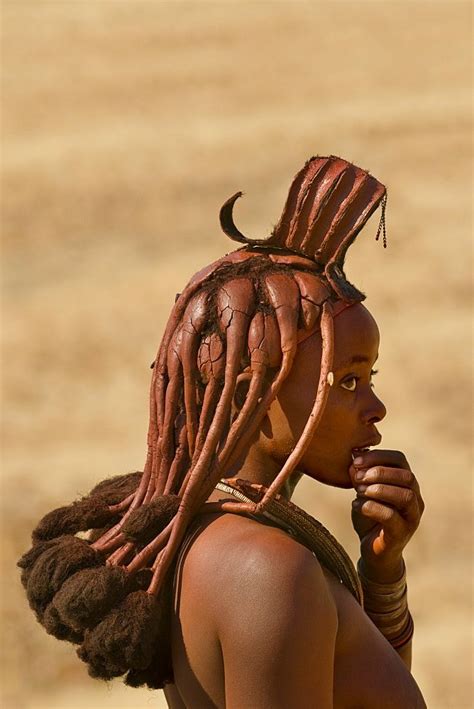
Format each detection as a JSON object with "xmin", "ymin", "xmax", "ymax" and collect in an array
[
  {"xmin": 182, "ymin": 511, "xmax": 334, "ymax": 609},
  {"xmin": 179, "ymin": 512, "xmax": 338, "ymax": 707}
]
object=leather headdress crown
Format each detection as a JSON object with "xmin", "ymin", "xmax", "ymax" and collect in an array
[{"xmin": 220, "ymin": 155, "xmax": 387, "ymax": 272}]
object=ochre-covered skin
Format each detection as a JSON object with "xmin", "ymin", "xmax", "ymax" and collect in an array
[
  {"xmin": 18, "ymin": 156, "xmax": 425, "ymax": 707},
  {"xmin": 166, "ymin": 303, "xmax": 425, "ymax": 708}
]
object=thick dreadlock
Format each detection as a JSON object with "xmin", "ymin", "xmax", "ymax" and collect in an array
[{"xmin": 18, "ymin": 156, "xmax": 387, "ymax": 689}]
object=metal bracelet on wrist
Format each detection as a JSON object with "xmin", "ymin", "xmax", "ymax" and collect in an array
[{"xmin": 357, "ymin": 558, "xmax": 414, "ymax": 649}]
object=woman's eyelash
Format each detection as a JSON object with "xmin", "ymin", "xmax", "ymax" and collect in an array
[
  {"xmin": 340, "ymin": 376, "xmax": 358, "ymax": 391},
  {"xmin": 340, "ymin": 369, "xmax": 379, "ymax": 391}
]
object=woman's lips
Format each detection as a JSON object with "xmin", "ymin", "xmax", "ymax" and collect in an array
[
  {"xmin": 351, "ymin": 447, "xmax": 371, "ymax": 460},
  {"xmin": 351, "ymin": 434, "xmax": 382, "ymax": 459}
]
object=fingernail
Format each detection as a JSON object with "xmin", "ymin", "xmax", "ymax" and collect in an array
[
  {"xmin": 356, "ymin": 484, "xmax": 367, "ymax": 493},
  {"xmin": 353, "ymin": 457, "xmax": 363, "ymax": 466},
  {"xmin": 355, "ymin": 470, "xmax": 365, "ymax": 481}
]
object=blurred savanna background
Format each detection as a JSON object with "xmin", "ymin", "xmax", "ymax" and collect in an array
[{"xmin": 1, "ymin": 1, "xmax": 472, "ymax": 707}]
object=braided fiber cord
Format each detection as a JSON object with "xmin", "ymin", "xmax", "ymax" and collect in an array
[{"xmin": 215, "ymin": 478, "xmax": 363, "ymax": 604}]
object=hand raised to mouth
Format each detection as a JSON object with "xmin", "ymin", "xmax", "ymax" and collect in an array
[{"xmin": 349, "ymin": 449, "xmax": 425, "ymax": 583}]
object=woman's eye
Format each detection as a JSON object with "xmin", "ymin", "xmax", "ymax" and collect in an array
[{"xmin": 341, "ymin": 377, "xmax": 357, "ymax": 391}]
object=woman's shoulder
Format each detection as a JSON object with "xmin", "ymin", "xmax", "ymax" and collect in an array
[
  {"xmin": 178, "ymin": 511, "xmax": 335, "ymax": 615},
  {"xmin": 174, "ymin": 512, "xmax": 338, "ymax": 708}
]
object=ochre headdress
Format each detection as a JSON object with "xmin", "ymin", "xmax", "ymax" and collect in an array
[
  {"xmin": 19, "ymin": 155, "xmax": 387, "ymax": 690},
  {"xmin": 221, "ymin": 154, "xmax": 386, "ymax": 292}
]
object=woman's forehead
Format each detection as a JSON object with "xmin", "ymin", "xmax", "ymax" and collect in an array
[
  {"xmin": 296, "ymin": 302, "xmax": 380, "ymax": 363},
  {"xmin": 333, "ymin": 304, "xmax": 380, "ymax": 365}
]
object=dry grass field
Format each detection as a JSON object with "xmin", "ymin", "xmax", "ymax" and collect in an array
[{"xmin": 1, "ymin": 2, "xmax": 472, "ymax": 707}]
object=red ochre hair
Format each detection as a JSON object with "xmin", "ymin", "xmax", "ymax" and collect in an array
[{"xmin": 18, "ymin": 156, "xmax": 387, "ymax": 688}]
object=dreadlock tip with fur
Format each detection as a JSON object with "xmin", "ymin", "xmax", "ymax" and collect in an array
[
  {"xmin": 122, "ymin": 496, "xmax": 181, "ymax": 546},
  {"xmin": 42, "ymin": 602, "xmax": 84, "ymax": 644},
  {"xmin": 77, "ymin": 591, "xmax": 165, "ymax": 680},
  {"xmin": 52, "ymin": 565, "xmax": 131, "ymax": 632},
  {"xmin": 25, "ymin": 536, "xmax": 104, "ymax": 617}
]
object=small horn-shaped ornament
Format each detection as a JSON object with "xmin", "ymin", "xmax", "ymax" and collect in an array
[{"xmin": 219, "ymin": 156, "xmax": 386, "ymax": 268}]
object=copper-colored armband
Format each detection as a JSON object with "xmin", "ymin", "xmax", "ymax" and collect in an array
[{"xmin": 357, "ymin": 559, "xmax": 414, "ymax": 649}]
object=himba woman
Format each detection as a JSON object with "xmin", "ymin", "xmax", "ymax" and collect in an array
[{"xmin": 19, "ymin": 155, "xmax": 426, "ymax": 708}]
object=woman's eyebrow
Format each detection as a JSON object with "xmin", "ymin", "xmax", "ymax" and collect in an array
[{"xmin": 337, "ymin": 354, "xmax": 378, "ymax": 368}]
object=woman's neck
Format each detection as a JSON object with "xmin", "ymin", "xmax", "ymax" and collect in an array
[{"xmin": 224, "ymin": 445, "xmax": 303, "ymax": 500}]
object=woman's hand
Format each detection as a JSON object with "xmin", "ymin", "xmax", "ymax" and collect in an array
[{"xmin": 349, "ymin": 450, "xmax": 424, "ymax": 582}]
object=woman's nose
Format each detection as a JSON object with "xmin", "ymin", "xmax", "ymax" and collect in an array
[{"xmin": 364, "ymin": 390, "xmax": 387, "ymax": 425}]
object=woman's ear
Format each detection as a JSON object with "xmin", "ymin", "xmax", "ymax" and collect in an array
[{"xmin": 232, "ymin": 372, "xmax": 254, "ymax": 414}]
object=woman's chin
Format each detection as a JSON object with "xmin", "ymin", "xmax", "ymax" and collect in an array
[{"xmin": 303, "ymin": 462, "xmax": 353, "ymax": 489}]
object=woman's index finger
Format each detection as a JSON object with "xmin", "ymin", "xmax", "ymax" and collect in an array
[
  {"xmin": 358, "ymin": 465, "xmax": 420, "ymax": 493},
  {"xmin": 352, "ymin": 449, "xmax": 411, "ymax": 472}
]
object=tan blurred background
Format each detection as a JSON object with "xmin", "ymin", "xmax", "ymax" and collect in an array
[{"xmin": 2, "ymin": 1, "xmax": 472, "ymax": 707}]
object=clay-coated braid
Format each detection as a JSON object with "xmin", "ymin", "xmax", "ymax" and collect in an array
[
  {"xmin": 176, "ymin": 279, "xmax": 255, "ymax": 501},
  {"xmin": 91, "ymin": 464, "xmax": 153, "ymax": 551},
  {"xmin": 149, "ymin": 251, "xmax": 256, "ymax": 481},
  {"xmin": 163, "ymin": 421, "xmax": 189, "ymax": 496},
  {"xmin": 145, "ymin": 280, "xmax": 256, "ymax": 592},
  {"xmin": 217, "ymin": 310, "xmax": 269, "ymax": 468},
  {"xmin": 154, "ymin": 250, "xmax": 256, "ymax": 383},
  {"xmin": 291, "ymin": 163, "xmax": 348, "ymax": 253},
  {"xmin": 192, "ymin": 376, "xmax": 222, "ymax": 465},
  {"xmin": 222, "ymin": 273, "xmax": 300, "ymax": 470},
  {"xmin": 223, "ymin": 345, "xmax": 294, "ymax": 473},
  {"xmin": 107, "ymin": 492, "xmax": 136, "ymax": 515},
  {"xmin": 309, "ymin": 170, "xmax": 367, "ymax": 262},
  {"xmin": 327, "ymin": 181, "xmax": 386, "ymax": 269},
  {"xmin": 107, "ymin": 541, "xmax": 135, "ymax": 567},
  {"xmin": 284, "ymin": 158, "xmax": 331, "ymax": 249},
  {"xmin": 155, "ymin": 339, "xmax": 184, "ymax": 496},
  {"xmin": 257, "ymin": 300, "xmax": 335, "ymax": 510},
  {"xmin": 125, "ymin": 519, "xmax": 174, "ymax": 575},
  {"xmin": 207, "ymin": 299, "xmax": 334, "ymax": 517},
  {"xmin": 180, "ymin": 292, "xmax": 209, "ymax": 458},
  {"xmin": 217, "ymin": 367, "xmax": 266, "ymax": 471}
]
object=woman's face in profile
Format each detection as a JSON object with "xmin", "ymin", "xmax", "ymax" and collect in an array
[{"xmin": 261, "ymin": 303, "xmax": 387, "ymax": 488}]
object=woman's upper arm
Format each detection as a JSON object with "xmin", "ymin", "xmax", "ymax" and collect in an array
[{"xmin": 218, "ymin": 540, "xmax": 338, "ymax": 709}]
